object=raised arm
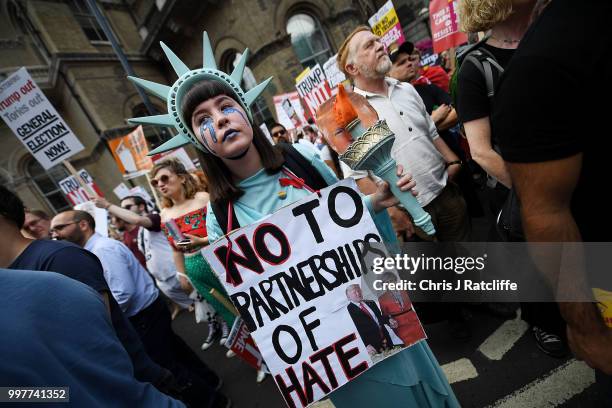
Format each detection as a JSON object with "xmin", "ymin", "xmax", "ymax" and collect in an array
[{"xmin": 93, "ymin": 197, "xmax": 153, "ymax": 229}]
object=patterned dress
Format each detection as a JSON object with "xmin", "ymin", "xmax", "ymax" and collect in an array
[{"xmin": 162, "ymin": 207, "xmax": 235, "ymax": 326}]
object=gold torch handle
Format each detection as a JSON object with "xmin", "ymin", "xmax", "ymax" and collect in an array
[{"xmin": 209, "ymin": 288, "xmax": 239, "ymax": 316}]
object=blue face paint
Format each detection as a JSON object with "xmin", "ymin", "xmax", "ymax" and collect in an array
[
  {"xmin": 199, "ymin": 117, "xmax": 218, "ymax": 150},
  {"xmin": 220, "ymin": 106, "xmax": 250, "ymax": 143},
  {"xmin": 197, "ymin": 105, "xmax": 250, "ymax": 154},
  {"xmin": 222, "ymin": 106, "xmax": 248, "ymax": 125}
]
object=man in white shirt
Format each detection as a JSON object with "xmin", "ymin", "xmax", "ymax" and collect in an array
[{"xmin": 336, "ymin": 26, "xmax": 470, "ymax": 242}]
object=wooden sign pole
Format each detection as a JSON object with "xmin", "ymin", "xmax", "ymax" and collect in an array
[{"xmin": 62, "ymin": 160, "xmax": 98, "ymax": 199}]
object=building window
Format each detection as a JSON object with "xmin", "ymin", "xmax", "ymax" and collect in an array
[
  {"xmin": 251, "ymin": 96, "xmax": 274, "ymax": 127},
  {"xmin": 26, "ymin": 160, "xmax": 72, "ymax": 213},
  {"xmin": 221, "ymin": 50, "xmax": 274, "ymax": 126},
  {"xmin": 286, "ymin": 13, "xmax": 333, "ymax": 68},
  {"xmin": 66, "ymin": 0, "xmax": 109, "ymax": 43}
]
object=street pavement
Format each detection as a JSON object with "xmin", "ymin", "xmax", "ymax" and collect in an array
[{"xmin": 172, "ymin": 304, "xmax": 608, "ymax": 408}]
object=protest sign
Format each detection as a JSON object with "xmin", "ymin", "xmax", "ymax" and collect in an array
[
  {"xmin": 151, "ymin": 147, "xmax": 196, "ymax": 171},
  {"xmin": 295, "ymin": 64, "xmax": 332, "ymax": 118},
  {"xmin": 0, "ymin": 67, "xmax": 84, "ymax": 170},
  {"xmin": 74, "ymin": 201, "xmax": 108, "ymax": 237},
  {"xmin": 58, "ymin": 169, "xmax": 103, "ymax": 206},
  {"xmin": 107, "ymin": 125, "xmax": 153, "ymax": 179},
  {"xmin": 368, "ymin": 1, "xmax": 405, "ymax": 49},
  {"xmin": 202, "ymin": 179, "xmax": 425, "ymax": 407},
  {"xmin": 226, "ymin": 318, "xmax": 265, "ymax": 369},
  {"xmin": 429, "ymin": 0, "xmax": 468, "ymax": 53},
  {"xmin": 273, "ymin": 92, "xmax": 307, "ymax": 130},
  {"xmin": 113, "ymin": 183, "xmax": 131, "ymax": 200},
  {"xmin": 322, "ymin": 54, "xmax": 346, "ymax": 89}
]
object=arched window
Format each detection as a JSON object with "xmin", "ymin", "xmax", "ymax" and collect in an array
[
  {"xmin": 286, "ymin": 13, "xmax": 333, "ymax": 68},
  {"xmin": 26, "ymin": 160, "xmax": 71, "ymax": 213}
]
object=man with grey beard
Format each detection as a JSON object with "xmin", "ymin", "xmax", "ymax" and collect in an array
[
  {"xmin": 336, "ymin": 26, "xmax": 470, "ymax": 243},
  {"xmin": 337, "ymin": 27, "xmax": 472, "ymax": 339}
]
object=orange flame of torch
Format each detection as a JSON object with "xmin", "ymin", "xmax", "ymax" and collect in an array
[{"xmin": 333, "ymin": 84, "xmax": 358, "ymax": 128}]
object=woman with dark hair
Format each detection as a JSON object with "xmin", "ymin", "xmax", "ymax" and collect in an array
[{"xmin": 128, "ymin": 32, "xmax": 459, "ymax": 407}]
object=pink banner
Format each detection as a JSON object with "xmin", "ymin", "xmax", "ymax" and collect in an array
[{"xmin": 430, "ymin": 0, "xmax": 468, "ymax": 53}]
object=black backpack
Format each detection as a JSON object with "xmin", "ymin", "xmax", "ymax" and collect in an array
[
  {"xmin": 451, "ymin": 36, "xmax": 505, "ymax": 107},
  {"xmin": 210, "ymin": 143, "xmax": 330, "ymax": 236},
  {"xmin": 453, "ymin": 38, "xmax": 524, "ymax": 241}
]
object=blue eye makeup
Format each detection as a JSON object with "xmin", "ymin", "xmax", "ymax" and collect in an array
[{"xmin": 222, "ymin": 106, "xmax": 248, "ymax": 124}]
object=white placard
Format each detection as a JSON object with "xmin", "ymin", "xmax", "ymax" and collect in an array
[
  {"xmin": 273, "ymin": 92, "xmax": 307, "ymax": 130},
  {"xmin": 113, "ymin": 183, "xmax": 131, "ymax": 200},
  {"xmin": 0, "ymin": 67, "xmax": 84, "ymax": 169},
  {"xmin": 260, "ymin": 123, "xmax": 274, "ymax": 144},
  {"xmin": 322, "ymin": 54, "xmax": 346, "ymax": 89},
  {"xmin": 74, "ymin": 201, "xmax": 108, "ymax": 237},
  {"xmin": 152, "ymin": 147, "xmax": 196, "ymax": 171},
  {"xmin": 202, "ymin": 179, "xmax": 425, "ymax": 407}
]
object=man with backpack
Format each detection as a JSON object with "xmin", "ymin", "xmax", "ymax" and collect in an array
[{"xmin": 456, "ymin": 0, "xmax": 567, "ymax": 357}]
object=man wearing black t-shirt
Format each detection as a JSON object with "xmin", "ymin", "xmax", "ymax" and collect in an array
[
  {"xmin": 493, "ymin": 0, "xmax": 612, "ymax": 377},
  {"xmin": 0, "ymin": 186, "xmax": 230, "ymax": 408},
  {"xmin": 0, "ymin": 186, "xmax": 173, "ymax": 390},
  {"xmin": 389, "ymin": 43, "xmax": 460, "ymax": 153}
]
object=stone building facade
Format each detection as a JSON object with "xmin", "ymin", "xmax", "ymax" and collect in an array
[{"xmin": 1, "ymin": 0, "xmax": 431, "ymax": 215}]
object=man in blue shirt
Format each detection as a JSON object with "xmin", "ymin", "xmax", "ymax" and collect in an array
[
  {"xmin": 52, "ymin": 210, "xmax": 160, "ymax": 318},
  {"xmin": 0, "ymin": 268, "xmax": 186, "ymax": 408},
  {"xmin": 0, "ymin": 186, "xmax": 173, "ymax": 393},
  {"xmin": 0, "ymin": 185, "xmax": 229, "ymax": 408},
  {"xmin": 50, "ymin": 209, "xmax": 229, "ymax": 407}
]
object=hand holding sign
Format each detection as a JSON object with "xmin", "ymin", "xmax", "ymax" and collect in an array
[
  {"xmin": 202, "ymin": 179, "xmax": 426, "ymax": 407},
  {"xmin": 316, "ymin": 85, "xmax": 436, "ymax": 236}
]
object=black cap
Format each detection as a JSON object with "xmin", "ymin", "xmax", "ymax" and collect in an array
[{"xmin": 389, "ymin": 41, "xmax": 414, "ymax": 63}]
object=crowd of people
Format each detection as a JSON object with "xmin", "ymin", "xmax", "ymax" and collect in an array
[{"xmin": 1, "ymin": 0, "xmax": 610, "ymax": 406}]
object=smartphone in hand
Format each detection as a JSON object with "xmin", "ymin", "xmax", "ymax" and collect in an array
[{"xmin": 176, "ymin": 239, "xmax": 191, "ymax": 247}]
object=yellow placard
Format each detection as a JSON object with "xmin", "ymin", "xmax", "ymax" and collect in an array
[
  {"xmin": 371, "ymin": 7, "xmax": 399, "ymax": 37},
  {"xmin": 593, "ymin": 287, "xmax": 612, "ymax": 328},
  {"xmin": 295, "ymin": 67, "xmax": 311, "ymax": 84}
]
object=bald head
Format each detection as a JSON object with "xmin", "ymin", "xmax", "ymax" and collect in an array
[{"xmin": 50, "ymin": 210, "xmax": 95, "ymax": 246}]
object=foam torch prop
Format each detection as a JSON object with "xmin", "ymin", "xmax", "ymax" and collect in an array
[{"xmin": 316, "ymin": 84, "xmax": 436, "ymax": 236}]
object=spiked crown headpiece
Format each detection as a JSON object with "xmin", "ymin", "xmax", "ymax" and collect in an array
[{"xmin": 127, "ymin": 32, "xmax": 272, "ymax": 155}]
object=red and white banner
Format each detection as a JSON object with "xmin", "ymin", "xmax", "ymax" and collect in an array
[
  {"xmin": 429, "ymin": 0, "xmax": 468, "ymax": 53},
  {"xmin": 295, "ymin": 64, "xmax": 332, "ymax": 118},
  {"xmin": 58, "ymin": 169, "xmax": 103, "ymax": 205},
  {"xmin": 226, "ymin": 317, "xmax": 264, "ymax": 370},
  {"xmin": 273, "ymin": 92, "xmax": 307, "ymax": 130}
]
